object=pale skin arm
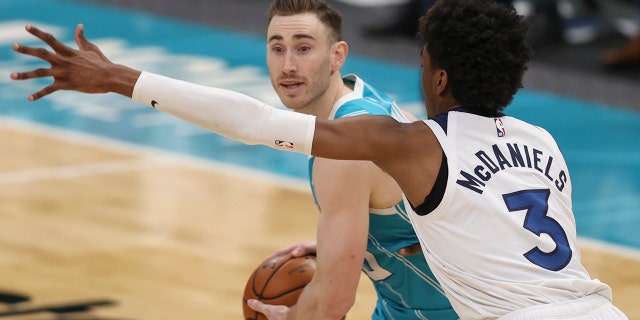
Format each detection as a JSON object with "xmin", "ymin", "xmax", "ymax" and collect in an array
[{"xmin": 250, "ymin": 158, "xmax": 372, "ymax": 320}]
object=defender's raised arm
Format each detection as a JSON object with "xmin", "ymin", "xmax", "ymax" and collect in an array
[
  {"xmin": 10, "ymin": 24, "xmax": 319, "ymax": 154},
  {"xmin": 9, "ymin": 23, "xmax": 421, "ymax": 204},
  {"xmin": 10, "ymin": 24, "xmax": 405, "ymax": 162}
]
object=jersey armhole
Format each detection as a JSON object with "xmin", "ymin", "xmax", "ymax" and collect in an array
[{"xmin": 411, "ymin": 152, "xmax": 448, "ymax": 216}]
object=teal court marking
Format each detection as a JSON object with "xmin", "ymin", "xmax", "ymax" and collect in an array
[{"xmin": 1, "ymin": 0, "xmax": 639, "ymax": 250}]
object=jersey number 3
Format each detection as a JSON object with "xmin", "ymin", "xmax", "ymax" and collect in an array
[{"xmin": 503, "ymin": 189, "xmax": 572, "ymax": 271}]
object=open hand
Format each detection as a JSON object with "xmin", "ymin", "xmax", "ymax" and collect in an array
[{"xmin": 10, "ymin": 24, "xmax": 138, "ymax": 100}]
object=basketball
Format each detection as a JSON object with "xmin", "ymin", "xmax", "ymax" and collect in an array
[{"xmin": 242, "ymin": 253, "xmax": 316, "ymax": 320}]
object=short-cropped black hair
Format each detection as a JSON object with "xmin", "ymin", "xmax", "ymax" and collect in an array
[{"xmin": 418, "ymin": 0, "xmax": 532, "ymax": 116}]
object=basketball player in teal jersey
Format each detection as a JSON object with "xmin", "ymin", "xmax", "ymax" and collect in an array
[
  {"xmin": 258, "ymin": 2, "xmax": 455, "ymax": 319},
  {"xmin": 10, "ymin": 0, "xmax": 629, "ymax": 319},
  {"xmin": 7, "ymin": 1, "xmax": 456, "ymax": 319},
  {"xmin": 291, "ymin": 75, "xmax": 455, "ymax": 320},
  {"xmin": 271, "ymin": 72, "xmax": 456, "ymax": 319}
]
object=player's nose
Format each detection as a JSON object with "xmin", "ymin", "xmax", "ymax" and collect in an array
[{"xmin": 283, "ymin": 52, "xmax": 297, "ymax": 73}]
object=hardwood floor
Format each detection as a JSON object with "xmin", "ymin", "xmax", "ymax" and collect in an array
[{"xmin": 0, "ymin": 121, "xmax": 636, "ymax": 319}]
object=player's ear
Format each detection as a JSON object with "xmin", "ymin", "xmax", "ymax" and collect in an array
[
  {"xmin": 331, "ymin": 41, "xmax": 348, "ymax": 72},
  {"xmin": 435, "ymin": 69, "xmax": 448, "ymax": 95}
]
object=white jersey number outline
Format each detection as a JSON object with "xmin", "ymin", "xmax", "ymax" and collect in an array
[{"xmin": 363, "ymin": 251, "xmax": 392, "ymax": 281}]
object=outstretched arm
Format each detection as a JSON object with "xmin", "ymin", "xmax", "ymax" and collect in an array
[
  {"xmin": 10, "ymin": 24, "xmax": 315, "ymax": 154},
  {"xmin": 10, "ymin": 24, "xmax": 420, "ymax": 190}
]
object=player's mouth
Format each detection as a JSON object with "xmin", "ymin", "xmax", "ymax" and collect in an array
[{"xmin": 280, "ymin": 80, "xmax": 304, "ymax": 93}]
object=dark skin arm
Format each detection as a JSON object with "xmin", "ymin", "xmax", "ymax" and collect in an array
[
  {"xmin": 311, "ymin": 115, "xmax": 443, "ymax": 207},
  {"xmin": 10, "ymin": 24, "xmax": 140, "ymax": 100},
  {"xmin": 10, "ymin": 24, "xmax": 444, "ymax": 208}
]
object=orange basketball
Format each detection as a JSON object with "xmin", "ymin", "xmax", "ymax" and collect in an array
[{"xmin": 242, "ymin": 253, "xmax": 316, "ymax": 320}]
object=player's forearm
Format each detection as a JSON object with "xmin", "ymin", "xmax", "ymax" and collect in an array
[
  {"xmin": 289, "ymin": 282, "xmax": 350, "ymax": 320},
  {"xmin": 294, "ymin": 240, "xmax": 359, "ymax": 319},
  {"xmin": 131, "ymin": 72, "xmax": 315, "ymax": 154}
]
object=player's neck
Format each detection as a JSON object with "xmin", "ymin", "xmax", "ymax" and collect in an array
[{"xmin": 307, "ymin": 74, "xmax": 352, "ymax": 120}]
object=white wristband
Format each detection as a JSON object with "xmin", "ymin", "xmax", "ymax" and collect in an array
[{"xmin": 132, "ymin": 71, "xmax": 315, "ymax": 155}]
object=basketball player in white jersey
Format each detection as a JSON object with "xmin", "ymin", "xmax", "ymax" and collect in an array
[{"xmin": 10, "ymin": 0, "xmax": 630, "ymax": 318}]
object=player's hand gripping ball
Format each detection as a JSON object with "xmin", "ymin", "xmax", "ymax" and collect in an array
[{"xmin": 242, "ymin": 253, "xmax": 316, "ymax": 320}]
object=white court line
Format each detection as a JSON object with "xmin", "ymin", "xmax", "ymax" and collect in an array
[
  {"xmin": 2, "ymin": 116, "xmax": 639, "ymax": 260},
  {"xmin": 0, "ymin": 159, "xmax": 166, "ymax": 185},
  {"xmin": 0, "ymin": 116, "xmax": 310, "ymax": 192}
]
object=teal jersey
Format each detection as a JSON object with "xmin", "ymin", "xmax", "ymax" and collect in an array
[{"xmin": 308, "ymin": 75, "xmax": 457, "ymax": 320}]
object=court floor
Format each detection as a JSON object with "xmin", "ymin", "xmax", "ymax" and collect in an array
[
  {"xmin": 0, "ymin": 119, "xmax": 638, "ymax": 319},
  {"xmin": 1, "ymin": 0, "xmax": 639, "ymax": 319},
  {"xmin": 0, "ymin": 117, "xmax": 638, "ymax": 319},
  {"xmin": 0, "ymin": 118, "xmax": 380, "ymax": 319}
]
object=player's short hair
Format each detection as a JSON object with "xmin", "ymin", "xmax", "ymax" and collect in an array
[
  {"xmin": 418, "ymin": 0, "xmax": 532, "ymax": 116},
  {"xmin": 267, "ymin": 0, "xmax": 343, "ymax": 43}
]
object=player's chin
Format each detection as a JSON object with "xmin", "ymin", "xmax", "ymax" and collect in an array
[{"xmin": 278, "ymin": 97, "xmax": 308, "ymax": 111}]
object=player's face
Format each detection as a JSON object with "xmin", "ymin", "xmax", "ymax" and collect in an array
[{"xmin": 266, "ymin": 13, "xmax": 334, "ymax": 114}]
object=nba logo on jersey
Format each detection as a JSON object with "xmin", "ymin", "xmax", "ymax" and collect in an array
[
  {"xmin": 275, "ymin": 140, "xmax": 294, "ymax": 149},
  {"xmin": 494, "ymin": 118, "xmax": 506, "ymax": 137}
]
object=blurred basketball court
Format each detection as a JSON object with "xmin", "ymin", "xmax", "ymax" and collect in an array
[{"xmin": 0, "ymin": 0, "xmax": 638, "ymax": 319}]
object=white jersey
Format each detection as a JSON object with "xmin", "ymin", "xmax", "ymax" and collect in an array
[
  {"xmin": 405, "ymin": 109, "xmax": 613, "ymax": 319},
  {"xmin": 132, "ymin": 72, "xmax": 626, "ymax": 319}
]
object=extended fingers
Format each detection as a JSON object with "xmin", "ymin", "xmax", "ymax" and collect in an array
[
  {"xmin": 74, "ymin": 24, "xmax": 111, "ymax": 61},
  {"xmin": 25, "ymin": 24, "xmax": 74, "ymax": 55},
  {"xmin": 28, "ymin": 85, "xmax": 59, "ymax": 101},
  {"xmin": 8, "ymin": 70, "xmax": 59, "ymax": 101},
  {"xmin": 10, "ymin": 67, "xmax": 54, "ymax": 80},
  {"xmin": 74, "ymin": 24, "xmax": 89, "ymax": 51},
  {"xmin": 13, "ymin": 43, "xmax": 63, "ymax": 66},
  {"xmin": 10, "ymin": 67, "xmax": 62, "ymax": 101}
]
